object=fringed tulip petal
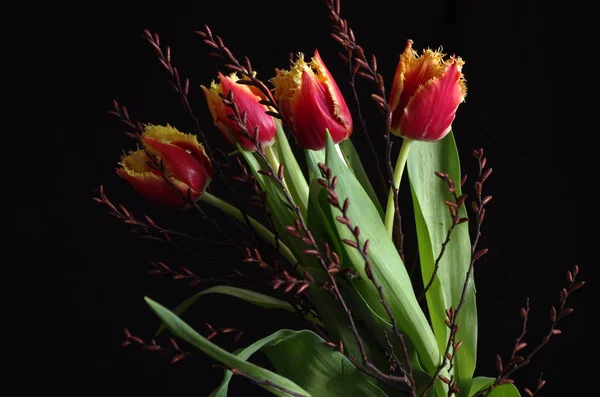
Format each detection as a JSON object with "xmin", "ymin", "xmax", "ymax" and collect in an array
[
  {"xmin": 400, "ymin": 59, "xmax": 465, "ymax": 141},
  {"xmin": 389, "ymin": 40, "xmax": 466, "ymax": 142},
  {"xmin": 117, "ymin": 125, "xmax": 212, "ymax": 209},
  {"xmin": 202, "ymin": 73, "xmax": 277, "ymax": 151},
  {"xmin": 272, "ymin": 51, "xmax": 352, "ymax": 150}
]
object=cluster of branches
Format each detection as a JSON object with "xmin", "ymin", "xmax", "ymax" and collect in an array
[{"xmin": 99, "ymin": 0, "xmax": 584, "ymax": 395}]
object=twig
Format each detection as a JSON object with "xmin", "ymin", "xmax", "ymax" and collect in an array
[
  {"xmin": 475, "ymin": 265, "xmax": 584, "ymax": 397},
  {"xmin": 322, "ymin": 0, "xmax": 405, "ymax": 262},
  {"xmin": 195, "ymin": 25, "xmax": 281, "ymax": 118},
  {"xmin": 324, "ymin": 0, "xmax": 387, "ymax": 203},
  {"xmin": 419, "ymin": 173, "xmax": 469, "ymax": 302},
  {"xmin": 523, "ymin": 374, "xmax": 546, "ymax": 397},
  {"xmin": 420, "ymin": 149, "xmax": 492, "ymax": 397},
  {"xmin": 121, "ymin": 328, "xmax": 193, "ymax": 364},
  {"xmin": 318, "ymin": 163, "xmax": 416, "ymax": 394}
]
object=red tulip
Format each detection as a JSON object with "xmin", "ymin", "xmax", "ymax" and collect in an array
[
  {"xmin": 272, "ymin": 50, "xmax": 352, "ymax": 150},
  {"xmin": 202, "ymin": 72, "xmax": 277, "ymax": 151},
  {"xmin": 117, "ymin": 125, "xmax": 212, "ymax": 208},
  {"xmin": 388, "ymin": 40, "xmax": 466, "ymax": 142}
]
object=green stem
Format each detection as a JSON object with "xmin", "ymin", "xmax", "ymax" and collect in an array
[
  {"xmin": 384, "ymin": 138, "xmax": 413, "ymax": 236},
  {"xmin": 199, "ymin": 192, "xmax": 298, "ymax": 266}
]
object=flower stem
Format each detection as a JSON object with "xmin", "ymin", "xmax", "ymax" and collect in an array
[
  {"xmin": 384, "ymin": 138, "xmax": 413, "ymax": 237},
  {"xmin": 199, "ymin": 192, "xmax": 298, "ymax": 265}
]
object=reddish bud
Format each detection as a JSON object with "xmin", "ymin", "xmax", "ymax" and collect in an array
[
  {"xmin": 202, "ymin": 73, "xmax": 277, "ymax": 151},
  {"xmin": 272, "ymin": 50, "xmax": 352, "ymax": 150},
  {"xmin": 117, "ymin": 125, "xmax": 213, "ymax": 209},
  {"xmin": 388, "ymin": 40, "xmax": 466, "ymax": 142}
]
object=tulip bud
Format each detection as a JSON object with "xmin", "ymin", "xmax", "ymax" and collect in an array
[
  {"xmin": 202, "ymin": 72, "xmax": 277, "ymax": 151},
  {"xmin": 388, "ymin": 40, "xmax": 466, "ymax": 142},
  {"xmin": 117, "ymin": 125, "xmax": 212, "ymax": 208},
  {"xmin": 272, "ymin": 50, "xmax": 352, "ymax": 150}
]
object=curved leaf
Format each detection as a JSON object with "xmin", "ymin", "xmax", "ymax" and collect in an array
[
  {"xmin": 157, "ymin": 286, "xmax": 298, "ymax": 335},
  {"xmin": 407, "ymin": 132, "xmax": 477, "ymax": 395},
  {"xmin": 468, "ymin": 377, "xmax": 495, "ymax": 397},
  {"xmin": 272, "ymin": 121, "xmax": 309, "ymax": 218},
  {"xmin": 211, "ymin": 329, "xmax": 389, "ymax": 397},
  {"xmin": 487, "ymin": 385, "xmax": 521, "ymax": 397},
  {"xmin": 468, "ymin": 378, "xmax": 521, "ymax": 397},
  {"xmin": 145, "ymin": 297, "xmax": 311, "ymax": 397}
]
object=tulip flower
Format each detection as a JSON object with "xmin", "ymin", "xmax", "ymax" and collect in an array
[
  {"xmin": 388, "ymin": 40, "xmax": 466, "ymax": 142},
  {"xmin": 384, "ymin": 41, "xmax": 467, "ymax": 235},
  {"xmin": 272, "ymin": 50, "xmax": 352, "ymax": 150},
  {"xmin": 202, "ymin": 72, "xmax": 277, "ymax": 152},
  {"xmin": 117, "ymin": 125, "xmax": 212, "ymax": 209}
]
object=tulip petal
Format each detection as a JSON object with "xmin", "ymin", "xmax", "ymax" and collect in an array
[
  {"xmin": 218, "ymin": 73, "xmax": 277, "ymax": 151},
  {"xmin": 117, "ymin": 166, "xmax": 197, "ymax": 208},
  {"xmin": 143, "ymin": 124, "xmax": 213, "ymax": 177},
  {"xmin": 312, "ymin": 50, "xmax": 352, "ymax": 133},
  {"xmin": 400, "ymin": 59, "xmax": 465, "ymax": 141},
  {"xmin": 201, "ymin": 82, "xmax": 233, "ymax": 144},
  {"xmin": 291, "ymin": 69, "xmax": 348, "ymax": 150},
  {"xmin": 142, "ymin": 136, "xmax": 209, "ymax": 193},
  {"xmin": 390, "ymin": 41, "xmax": 446, "ymax": 132}
]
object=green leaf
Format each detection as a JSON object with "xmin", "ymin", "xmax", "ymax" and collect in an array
[
  {"xmin": 468, "ymin": 377, "xmax": 495, "ymax": 396},
  {"xmin": 321, "ymin": 133, "xmax": 440, "ymax": 373},
  {"xmin": 156, "ymin": 286, "xmax": 298, "ymax": 335},
  {"xmin": 304, "ymin": 148, "xmax": 326, "ymax": 183},
  {"xmin": 487, "ymin": 385, "xmax": 521, "ymax": 397},
  {"xmin": 407, "ymin": 132, "xmax": 477, "ymax": 395},
  {"xmin": 272, "ymin": 121, "xmax": 309, "ymax": 218},
  {"xmin": 211, "ymin": 329, "xmax": 389, "ymax": 397},
  {"xmin": 338, "ymin": 139, "xmax": 384, "ymax": 218},
  {"xmin": 468, "ymin": 378, "xmax": 521, "ymax": 397},
  {"xmin": 145, "ymin": 297, "xmax": 311, "ymax": 397}
]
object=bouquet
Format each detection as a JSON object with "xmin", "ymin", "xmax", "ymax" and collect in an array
[{"xmin": 96, "ymin": 1, "xmax": 583, "ymax": 396}]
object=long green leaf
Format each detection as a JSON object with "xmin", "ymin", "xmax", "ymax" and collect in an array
[
  {"xmin": 407, "ymin": 133, "xmax": 477, "ymax": 395},
  {"xmin": 145, "ymin": 297, "xmax": 311, "ymax": 397},
  {"xmin": 272, "ymin": 121, "xmax": 309, "ymax": 218},
  {"xmin": 211, "ymin": 329, "xmax": 389, "ymax": 397},
  {"xmin": 468, "ymin": 378, "xmax": 521, "ymax": 397},
  {"xmin": 156, "ymin": 286, "xmax": 298, "ymax": 335},
  {"xmin": 338, "ymin": 139, "xmax": 384, "ymax": 218},
  {"xmin": 321, "ymin": 133, "xmax": 439, "ymax": 373}
]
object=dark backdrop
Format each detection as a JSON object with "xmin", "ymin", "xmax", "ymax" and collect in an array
[{"xmin": 19, "ymin": 0, "xmax": 592, "ymax": 396}]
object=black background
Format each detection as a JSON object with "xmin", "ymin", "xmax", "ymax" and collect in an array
[{"xmin": 18, "ymin": 0, "xmax": 593, "ymax": 395}]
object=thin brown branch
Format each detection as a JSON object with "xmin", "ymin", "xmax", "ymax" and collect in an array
[
  {"xmin": 475, "ymin": 265, "xmax": 584, "ymax": 397},
  {"xmin": 195, "ymin": 25, "xmax": 281, "ymax": 118},
  {"xmin": 421, "ymin": 150, "xmax": 492, "ymax": 397},
  {"xmin": 121, "ymin": 328, "xmax": 194, "ymax": 364},
  {"xmin": 93, "ymin": 186, "xmax": 244, "ymax": 262},
  {"xmin": 323, "ymin": 0, "xmax": 404, "ymax": 261},
  {"xmin": 323, "ymin": 0, "xmax": 387, "ymax": 202},
  {"xmin": 419, "ymin": 173, "xmax": 469, "ymax": 302},
  {"xmin": 319, "ymin": 163, "xmax": 416, "ymax": 394}
]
